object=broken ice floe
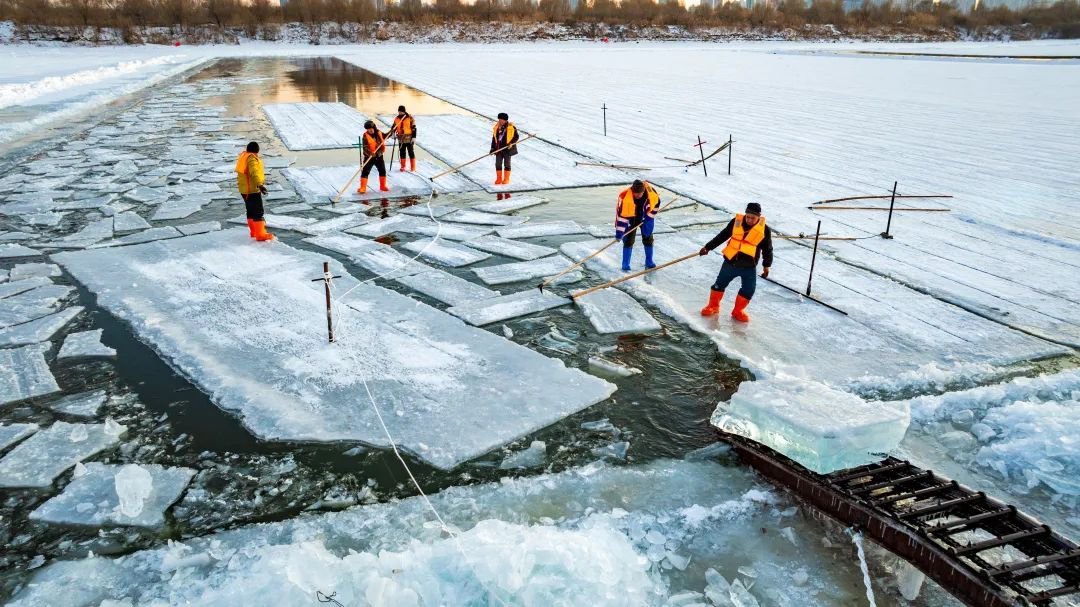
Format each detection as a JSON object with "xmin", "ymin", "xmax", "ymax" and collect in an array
[
  {"xmin": 497, "ymin": 220, "xmax": 586, "ymax": 239},
  {"xmin": 576, "ymin": 288, "xmax": 661, "ymax": 335},
  {"xmin": 0, "ymin": 423, "xmax": 38, "ymax": 452},
  {"xmin": 42, "ymin": 389, "xmax": 108, "ymax": 418},
  {"xmin": 0, "ymin": 277, "xmax": 52, "ymax": 298},
  {"xmin": 0, "ymin": 344, "xmax": 59, "ymax": 406},
  {"xmin": 58, "ymin": 329, "xmax": 116, "ymax": 359},
  {"xmin": 448, "ymin": 289, "xmax": 572, "ymax": 326},
  {"xmin": 0, "ymin": 284, "xmax": 72, "ymax": 328},
  {"xmin": 472, "ymin": 255, "xmax": 582, "ymax": 286},
  {"xmin": 292, "ymin": 214, "xmax": 370, "ymax": 236},
  {"xmin": 10, "ymin": 263, "xmax": 60, "ymax": 280},
  {"xmin": 0, "ymin": 421, "xmax": 125, "ymax": 488},
  {"xmin": 30, "ymin": 462, "xmax": 195, "ymax": 528},
  {"xmin": 499, "ymin": 440, "xmax": 547, "ymax": 469},
  {"xmin": 472, "ymin": 195, "xmax": 547, "ymax": 214},
  {"xmin": 443, "ymin": 209, "xmax": 526, "ymax": 226},
  {"xmin": 402, "ymin": 238, "xmax": 490, "ymax": 267},
  {"xmin": 112, "ymin": 211, "xmax": 151, "ymax": 232},
  {"xmin": 461, "ymin": 235, "xmax": 556, "ymax": 261},
  {"xmin": 54, "ymin": 230, "xmax": 614, "ymax": 469},
  {"xmin": 0, "ymin": 306, "xmax": 83, "ymax": 346},
  {"xmin": 712, "ymin": 378, "xmax": 910, "ymax": 473},
  {"xmin": 394, "ymin": 269, "xmax": 500, "ymax": 307},
  {"xmin": 151, "ymin": 198, "xmax": 208, "ymax": 221},
  {"xmin": 345, "ymin": 214, "xmax": 425, "ymax": 238},
  {"xmin": 0, "ymin": 243, "xmax": 42, "ymax": 258},
  {"xmin": 262, "ymin": 102, "xmax": 371, "ymax": 151},
  {"xmin": 400, "ymin": 221, "xmax": 494, "ymax": 242},
  {"xmin": 588, "ymin": 357, "xmax": 642, "ymax": 378}
]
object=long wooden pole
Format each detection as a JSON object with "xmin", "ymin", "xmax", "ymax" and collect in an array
[
  {"xmin": 571, "ymin": 252, "xmax": 699, "ymax": 300},
  {"xmin": 809, "ymin": 206, "xmax": 951, "ymax": 212},
  {"xmin": 812, "ymin": 194, "xmax": 952, "ymax": 206},
  {"xmin": 429, "ymin": 133, "xmax": 537, "ymax": 181},
  {"xmin": 538, "ymin": 196, "xmax": 682, "ymax": 292}
]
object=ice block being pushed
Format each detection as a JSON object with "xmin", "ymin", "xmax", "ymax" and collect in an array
[{"xmin": 710, "ymin": 378, "xmax": 910, "ymax": 474}]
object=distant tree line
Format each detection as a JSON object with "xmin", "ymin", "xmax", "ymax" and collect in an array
[{"xmin": 2, "ymin": 0, "xmax": 1078, "ymax": 39}]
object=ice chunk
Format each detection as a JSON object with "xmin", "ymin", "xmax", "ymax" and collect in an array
[
  {"xmin": 53, "ymin": 230, "xmax": 614, "ymax": 470},
  {"xmin": 346, "ymin": 214, "xmax": 426, "ymax": 238},
  {"xmin": 394, "ymin": 269, "xmax": 499, "ymax": 307},
  {"xmin": 0, "ymin": 344, "xmax": 59, "ymax": 406},
  {"xmin": 176, "ymin": 221, "xmax": 221, "ymax": 236},
  {"xmin": 592, "ymin": 441, "xmax": 630, "ymax": 461},
  {"xmin": 499, "ymin": 440, "xmax": 547, "ymax": 469},
  {"xmin": 463, "ymin": 235, "xmax": 557, "ymax": 261},
  {"xmin": 0, "ymin": 243, "xmax": 42, "ymax": 258},
  {"xmin": 122, "ymin": 186, "xmax": 168, "ymax": 204},
  {"xmin": 0, "ymin": 277, "xmax": 52, "ymax": 298},
  {"xmin": 353, "ymin": 245, "xmax": 428, "ymax": 277},
  {"xmin": 262, "ymin": 102, "xmax": 371, "ymax": 150},
  {"xmin": 399, "ymin": 204, "xmax": 458, "ymax": 218},
  {"xmin": 402, "ymin": 238, "xmax": 490, "ymax": 267},
  {"xmin": 497, "ymin": 220, "xmax": 585, "ymax": 239},
  {"xmin": 588, "ymin": 357, "xmax": 642, "ymax": 378},
  {"xmin": 0, "ymin": 423, "xmax": 38, "ymax": 452},
  {"xmin": 303, "ymin": 232, "xmax": 381, "ymax": 258},
  {"xmin": 292, "ymin": 214, "xmax": 370, "ymax": 236},
  {"xmin": 92, "ymin": 227, "xmax": 182, "ymax": 248},
  {"xmin": 472, "ymin": 255, "xmax": 581, "ymax": 286},
  {"xmin": 112, "ymin": 211, "xmax": 150, "ymax": 232},
  {"xmin": 42, "ymin": 389, "xmax": 108, "ymax": 418},
  {"xmin": 444, "ymin": 209, "xmax": 527, "ymax": 226},
  {"xmin": 0, "ymin": 306, "xmax": 83, "ymax": 346},
  {"xmin": 581, "ymin": 418, "xmax": 620, "ymax": 435},
  {"xmin": 58, "ymin": 329, "xmax": 116, "ymax": 359},
  {"xmin": 472, "ymin": 195, "xmax": 546, "ymax": 214},
  {"xmin": 51, "ymin": 217, "xmax": 114, "ymax": 249},
  {"xmin": 401, "ymin": 221, "xmax": 494, "ymax": 242},
  {"xmin": 0, "ymin": 284, "xmax": 72, "ymax": 328},
  {"xmin": 272, "ymin": 202, "xmax": 313, "ymax": 214},
  {"xmin": 711, "ymin": 378, "xmax": 910, "ymax": 474},
  {"xmin": 226, "ymin": 214, "xmax": 314, "ymax": 231},
  {"xmin": 576, "ymin": 288, "xmax": 661, "ymax": 334},
  {"xmin": 151, "ymin": 197, "xmax": 207, "ymax": 221},
  {"xmin": 895, "ymin": 561, "xmax": 925, "ymax": 601},
  {"xmin": 685, "ymin": 442, "xmax": 731, "ymax": 461},
  {"xmin": 448, "ymin": 289, "xmax": 571, "ymax": 326},
  {"xmin": 30, "ymin": 462, "xmax": 194, "ymax": 528},
  {"xmin": 10, "ymin": 263, "xmax": 60, "ymax": 280},
  {"xmin": 0, "ymin": 421, "xmax": 124, "ymax": 488}
]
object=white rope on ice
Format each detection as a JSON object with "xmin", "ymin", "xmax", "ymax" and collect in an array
[{"xmin": 849, "ymin": 529, "xmax": 878, "ymax": 607}]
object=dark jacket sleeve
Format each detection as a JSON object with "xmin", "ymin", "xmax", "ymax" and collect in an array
[
  {"xmin": 704, "ymin": 219, "xmax": 735, "ymax": 252},
  {"xmin": 760, "ymin": 226, "xmax": 773, "ymax": 268}
]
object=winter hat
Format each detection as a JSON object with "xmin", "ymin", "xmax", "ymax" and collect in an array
[
  {"xmin": 631, "ymin": 180, "xmax": 645, "ymax": 193},
  {"xmin": 364, "ymin": 120, "xmax": 376, "ymax": 130},
  {"xmin": 246, "ymin": 141, "xmax": 259, "ymax": 153},
  {"xmin": 398, "ymin": 105, "xmax": 406, "ymax": 112},
  {"xmin": 745, "ymin": 202, "xmax": 762, "ymax": 215},
  {"xmin": 497, "ymin": 112, "xmax": 509, "ymax": 120}
]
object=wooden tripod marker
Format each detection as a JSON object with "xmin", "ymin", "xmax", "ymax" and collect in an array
[
  {"xmin": 311, "ymin": 261, "xmax": 343, "ymax": 343},
  {"xmin": 571, "ymin": 252, "xmax": 699, "ymax": 300},
  {"xmin": 538, "ymin": 196, "xmax": 682, "ymax": 292},
  {"xmin": 429, "ymin": 133, "xmax": 537, "ymax": 181}
]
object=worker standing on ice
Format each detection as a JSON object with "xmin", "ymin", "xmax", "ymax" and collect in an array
[
  {"xmin": 391, "ymin": 105, "xmax": 417, "ymax": 172},
  {"xmin": 235, "ymin": 141, "xmax": 273, "ymax": 241},
  {"xmin": 616, "ymin": 179, "xmax": 661, "ymax": 271},
  {"xmin": 357, "ymin": 120, "xmax": 390, "ymax": 194},
  {"xmin": 491, "ymin": 112, "xmax": 519, "ymax": 185},
  {"xmin": 698, "ymin": 203, "xmax": 773, "ymax": 323}
]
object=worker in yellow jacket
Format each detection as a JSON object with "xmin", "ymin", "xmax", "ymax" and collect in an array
[
  {"xmin": 491, "ymin": 112, "xmax": 519, "ymax": 185},
  {"xmin": 235, "ymin": 141, "xmax": 273, "ymax": 241}
]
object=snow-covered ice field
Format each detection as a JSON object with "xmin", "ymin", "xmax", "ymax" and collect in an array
[{"xmin": 1, "ymin": 40, "xmax": 1079, "ymax": 606}]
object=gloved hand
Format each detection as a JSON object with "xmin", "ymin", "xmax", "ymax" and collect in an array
[
  {"xmin": 699, "ymin": 247, "xmax": 709, "ymax": 256},
  {"xmin": 761, "ymin": 267, "xmax": 770, "ymax": 278},
  {"xmin": 258, "ymin": 185, "xmax": 268, "ymax": 195}
]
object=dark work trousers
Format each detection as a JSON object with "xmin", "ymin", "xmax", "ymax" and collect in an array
[
  {"xmin": 242, "ymin": 192, "xmax": 264, "ymax": 221},
  {"xmin": 711, "ymin": 259, "xmax": 758, "ymax": 299},
  {"xmin": 399, "ymin": 142, "xmax": 415, "ymax": 160},
  {"xmin": 621, "ymin": 216, "xmax": 655, "ymax": 249},
  {"xmin": 494, "ymin": 150, "xmax": 512, "ymax": 171},
  {"xmin": 361, "ymin": 155, "xmax": 387, "ymax": 179}
]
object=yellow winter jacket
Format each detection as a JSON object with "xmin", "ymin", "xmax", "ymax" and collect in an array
[{"xmin": 235, "ymin": 152, "xmax": 265, "ymax": 195}]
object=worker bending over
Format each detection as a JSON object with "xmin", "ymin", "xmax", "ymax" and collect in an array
[
  {"xmin": 235, "ymin": 141, "xmax": 273, "ymax": 241},
  {"xmin": 615, "ymin": 179, "xmax": 660, "ymax": 271},
  {"xmin": 698, "ymin": 203, "xmax": 773, "ymax": 323}
]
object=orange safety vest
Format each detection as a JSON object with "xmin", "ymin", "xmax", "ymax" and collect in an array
[
  {"xmin": 723, "ymin": 214, "xmax": 767, "ymax": 261},
  {"xmin": 394, "ymin": 114, "xmax": 414, "ymax": 136},
  {"xmin": 616, "ymin": 182, "xmax": 660, "ymax": 220},
  {"xmin": 492, "ymin": 122, "xmax": 517, "ymax": 148},
  {"xmin": 363, "ymin": 130, "xmax": 385, "ymax": 156}
]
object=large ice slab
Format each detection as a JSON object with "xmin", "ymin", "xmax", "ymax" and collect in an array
[
  {"xmin": 712, "ymin": 378, "xmax": 910, "ymax": 473},
  {"xmin": 58, "ymin": 329, "xmax": 116, "ymax": 359},
  {"xmin": 151, "ymin": 197, "xmax": 207, "ymax": 221},
  {"xmin": 400, "ymin": 221, "xmax": 493, "ymax": 242},
  {"xmin": 0, "ymin": 423, "xmax": 38, "ymax": 452},
  {"xmin": 43, "ymin": 389, "xmax": 108, "ymax": 418},
  {"xmin": 345, "ymin": 214, "xmax": 426, "ymax": 237},
  {"xmin": 0, "ymin": 344, "xmax": 59, "ymax": 406},
  {"xmin": 303, "ymin": 232, "xmax": 380, "ymax": 258},
  {"xmin": 0, "ymin": 284, "xmax": 72, "ymax": 328},
  {"xmin": 0, "ymin": 306, "xmax": 83, "ymax": 346},
  {"xmin": 384, "ymin": 114, "xmax": 629, "ymax": 193},
  {"xmin": 497, "ymin": 220, "xmax": 586, "ymax": 239},
  {"xmin": 292, "ymin": 214, "xmax": 370, "ymax": 236},
  {"xmin": 353, "ymin": 245, "xmax": 429, "ymax": 277},
  {"xmin": 448, "ymin": 289, "xmax": 572, "ymax": 326},
  {"xmin": 0, "ymin": 421, "xmax": 125, "ymax": 488},
  {"xmin": 262, "ymin": 102, "xmax": 370, "ymax": 151},
  {"xmin": 112, "ymin": 211, "xmax": 151, "ymax": 232},
  {"xmin": 284, "ymin": 161, "xmax": 478, "ymax": 203},
  {"xmin": 472, "ymin": 255, "xmax": 581, "ymax": 286},
  {"xmin": 472, "ymin": 195, "xmax": 547, "ymax": 214},
  {"xmin": 0, "ymin": 277, "xmax": 52, "ymax": 299},
  {"xmin": 0, "ymin": 243, "xmax": 41, "ymax": 258},
  {"xmin": 463, "ymin": 235, "xmax": 557, "ymax": 261},
  {"xmin": 402, "ymin": 238, "xmax": 490, "ymax": 267},
  {"xmin": 576, "ymin": 288, "xmax": 661, "ymax": 335},
  {"xmin": 394, "ymin": 269, "xmax": 499, "ymax": 307},
  {"xmin": 444, "ymin": 209, "xmax": 526, "ymax": 226},
  {"xmin": 30, "ymin": 463, "xmax": 195, "ymax": 528},
  {"xmin": 53, "ymin": 229, "xmax": 614, "ymax": 469}
]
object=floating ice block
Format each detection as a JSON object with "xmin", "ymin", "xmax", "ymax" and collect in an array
[
  {"xmin": 444, "ymin": 209, "xmax": 527, "ymax": 226},
  {"xmin": 575, "ymin": 288, "xmax": 661, "ymax": 335},
  {"xmin": 0, "ymin": 421, "xmax": 125, "ymax": 488},
  {"xmin": 463, "ymin": 235, "xmax": 556, "ymax": 261},
  {"xmin": 448, "ymin": 289, "xmax": 571, "ymax": 326},
  {"xmin": 403, "ymin": 238, "xmax": 490, "ymax": 267},
  {"xmin": 394, "ymin": 269, "xmax": 500, "ymax": 307},
  {"xmin": 497, "ymin": 220, "xmax": 585, "ymax": 239},
  {"xmin": 472, "ymin": 255, "xmax": 580, "ymax": 286},
  {"xmin": 0, "ymin": 344, "xmax": 59, "ymax": 406},
  {"xmin": 112, "ymin": 212, "xmax": 151, "ymax": 232},
  {"xmin": 472, "ymin": 195, "xmax": 546, "ymax": 214},
  {"xmin": 42, "ymin": 390, "xmax": 108, "ymax": 418},
  {"xmin": 0, "ymin": 423, "xmax": 38, "ymax": 452},
  {"xmin": 58, "ymin": 330, "xmax": 116, "ymax": 359}
]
